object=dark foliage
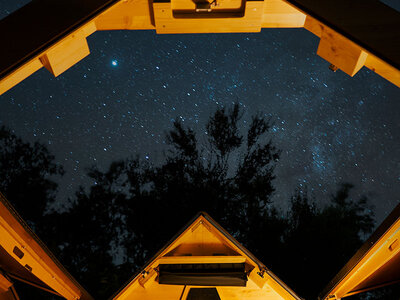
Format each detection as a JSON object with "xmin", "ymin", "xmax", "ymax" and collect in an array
[
  {"xmin": 0, "ymin": 105, "xmax": 385, "ymax": 300},
  {"xmin": 0, "ymin": 126, "xmax": 63, "ymax": 231},
  {"xmin": 277, "ymin": 185, "xmax": 375, "ymax": 299}
]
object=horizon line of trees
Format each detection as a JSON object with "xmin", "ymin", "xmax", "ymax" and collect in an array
[{"xmin": 0, "ymin": 104, "xmax": 398, "ymax": 300}]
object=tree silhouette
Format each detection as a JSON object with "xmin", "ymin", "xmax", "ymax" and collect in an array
[
  {"xmin": 44, "ymin": 104, "xmax": 282, "ymax": 298},
  {"xmin": 123, "ymin": 104, "xmax": 281, "ymax": 268},
  {"xmin": 42, "ymin": 161, "xmax": 131, "ymax": 298},
  {"xmin": 0, "ymin": 126, "xmax": 64, "ymax": 299},
  {"xmin": 44, "ymin": 105, "xmax": 378, "ymax": 300},
  {"xmin": 0, "ymin": 126, "xmax": 63, "ymax": 231},
  {"xmin": 278, "ymin": 184, "xmax": 375, "ymax": 299},
  {"xmin": 0, "ymin": 106, "xmax": 385, "ymax": 300}
]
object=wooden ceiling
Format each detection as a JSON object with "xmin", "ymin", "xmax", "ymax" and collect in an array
[{"xmin": 112, "ymin": 213, "xmax": 301, "ymax": 300}]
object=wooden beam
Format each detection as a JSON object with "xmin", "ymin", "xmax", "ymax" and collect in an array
[
  {"xmin": 0, "ymin": 195, "xmax": 92, "ymax": 300},
  {"xmin": 95, "ymin": 0, "xmax": 155, "ymax": 30},
  {"xmin": 40, "ymin": 23, "xmax": 95, "ymax": 77},
  {"xmin": 157, "ymin": 255, "xmax": 246, "ymax": 265},
  {"xmin": 262, "ymin": 0, "xmax": 305, "ymax": 28},
  {"xmin": 304, "ymin": 15, "xmax": 400, "ymax": 86},
  {"xmin": 0, "ymin": 20, "xmax": 96, "ymax": 94},
  {"xmin": 317, "ymin": 25, "xmax": 368, "ymax": 77},
  {"xmin": 365, "ymin": 55, "xmax": 400, "ymax": 87},
  {"xmin": 0, "ymin": 58, "xmax": 42, "ymax": 96},
  {"xmin": 333, "ymin": 220, "xmax": 400, "ymax": 299},
  {"xmin": 0, "ymin": 216, "xmax": 81, "ymax": 299}
]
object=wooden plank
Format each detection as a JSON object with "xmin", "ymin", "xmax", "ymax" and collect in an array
[
  {"xmin": 157, "ymin": 255, "xmax": 246, "ymax": 264},
  {"xmin": 365, "ymin": 55, "xmax": 400, "ymax": 87},
  {"xmin": 320, "ymin": 204, "xmax": 400, "ymax": 300},
  {"xmin": 0, "ymin": 195, "xmax": 92, "ymax": 300},
  {"xmin": 332, "ymin": 219, "xmax": 400, "ymax": 299},
  {"xmin": 0, "ymin": 215, "xmax": 81, "ymax": 299},
  {"xmin": 95, "ymin": 0, "xmax": 155, "ymax": 30},
  {"xmin": 0, "ymin": 58, "xmax": 42, "ymax": 95},
  {"xmin": 153, "ymin": 1, "xmax": 264, "ymax": 33},
  {"xmin": 262, "ymin": 0, "xmax": 305, "ymax": 28}
]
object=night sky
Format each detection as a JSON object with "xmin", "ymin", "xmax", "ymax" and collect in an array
[{"xmin": 0, "ymin": 1, "xmax": 399, "ymax": 226}]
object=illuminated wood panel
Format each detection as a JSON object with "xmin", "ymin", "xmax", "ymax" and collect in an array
[
  {"xmin": 40, "ymin": 23, "xmax": 95, "ymax": 77},
  {"xmin": 365, "ymin": 55, "xmax": 400, "ymax": 87},
  {"xmin": 304, "ymin": 15, "xmax": 400, "ymax": 86},
  {"xmin": 0, "ymin": 194, "xmax": 92, "ymax": 300},
  {"xmin": 95, "ymin": 0, "xmax": 155, "ymax": 30},
  {"xmin": 0, "ymin": 0, "xmax": 399, "ymax": 95},
  {"xmin": 112, "ymin": 212, "xmax": 301, "ymax": 300},
  {"xmin": 320, "ymin": 204, "xmax": 400, "ymax": 299},
  {"xmin": 317, "ymin": 25, "xmax": 368, "ymax": 77},
  {"xmin": 262, "ymin": 0, "xmax": 305, "ymax": 28},
  {"xmin": 153, "ymin": 1, "xmax": 264, "ymax": 33}
]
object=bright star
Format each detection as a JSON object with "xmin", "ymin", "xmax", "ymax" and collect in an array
[{"xmin": 111, "ymin": 60, "xmax": 118, "ymax": 66}]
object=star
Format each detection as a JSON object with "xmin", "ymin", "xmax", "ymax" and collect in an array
[{"xmin": 111, "ymin": 60, "xmax": 118, "ymax": 67}]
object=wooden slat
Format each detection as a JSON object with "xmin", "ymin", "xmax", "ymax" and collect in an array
[
  {"xmin": 365, "ymin": 55, "xmax": 400, "ymax": 87},
  {"xmin": 0, "ymin": 58, "xmax": 42, "ymax": 95},
  {"xmin": 157, "ymin": 255, "xmax": 246, "ymax": 265},
  {"xmin": 331, "ymin": 219, "xmax": 400, "ymax": 299},
  {"xmin": 0, "ymin": 195, "xmax": 92, "ymax": 300},
  {"xmin": 262, "ymin": 0, "xmax": 305, "ymax": 28},
  {"xmin": 95, "ymin": 0, "xmax": 155, "ymax": 30},
  {"xmin": 320, "ymin": 204, "xmax": 400, "ymax": 300}
]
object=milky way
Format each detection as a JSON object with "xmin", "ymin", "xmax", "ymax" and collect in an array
[{"xmin": 0, "ymin": 1, "xmax": 399, "ymax": 225}]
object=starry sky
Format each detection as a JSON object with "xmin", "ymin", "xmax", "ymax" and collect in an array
[{"xmin": 0, "ymin": 0, "xmax": 399, "ymax": 226}]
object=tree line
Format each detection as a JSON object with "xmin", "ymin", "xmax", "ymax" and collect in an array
[{"xmin": 0, "ymin": 104, "xmax": 398, "ymax": 299}]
